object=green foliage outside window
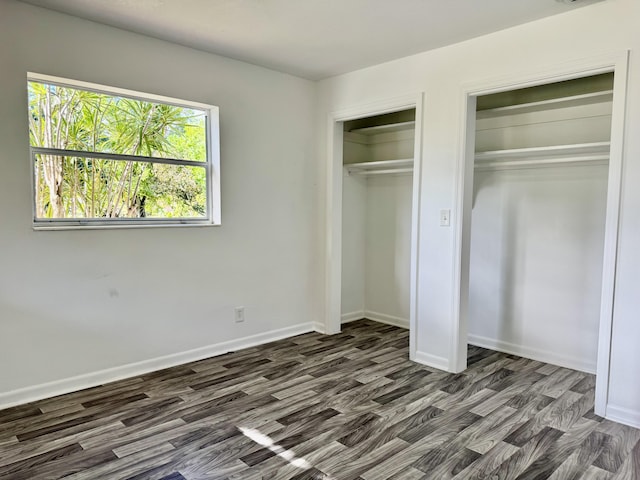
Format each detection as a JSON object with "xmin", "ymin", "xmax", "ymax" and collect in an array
[{"xmin": 28, "ymin": 80, "xmax": 209, "ymax": 220}]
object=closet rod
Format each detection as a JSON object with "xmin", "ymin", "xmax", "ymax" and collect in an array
[
  {"xmin": 349, "ymin": 168, "xmax": 413, "ymax": 176},
  {"xmin": 475, "ymin": 142, "xmax": 610, "ymax": 160},
  {"xmin": 475, "ymin": 154, "xmax": 609, "ymax": 170}
]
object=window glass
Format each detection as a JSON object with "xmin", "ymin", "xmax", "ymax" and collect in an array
[{"xmin": 27, "ymin": 76, "xmax": 219, "ymax": 227}]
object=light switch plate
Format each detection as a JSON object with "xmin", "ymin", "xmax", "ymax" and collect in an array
[{"xmin": 440, "ymin": 209, "xmax": 450, "ymax": 227}]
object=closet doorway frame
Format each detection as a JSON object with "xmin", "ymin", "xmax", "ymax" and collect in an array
[
  {"xmin": 324, "ymin": 93, "xmax": 424, "ymax": 361},
  {"xmin": 452, "ymin": 51, "xmax": 629, "ymax": 417}
]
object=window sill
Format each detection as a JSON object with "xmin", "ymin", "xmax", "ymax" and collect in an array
[{"xmin": 33, "ymin": 221, "xmax": 220, "ymax": 231}]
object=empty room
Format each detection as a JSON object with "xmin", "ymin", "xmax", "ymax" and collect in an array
[{"xmin": 1, "ymin": 0, "xmax": 640, "ymax": 478}]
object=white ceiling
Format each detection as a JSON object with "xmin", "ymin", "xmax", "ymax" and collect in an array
[{"xmin": 20, "ymin": 0, "xmax": 603, "ymax": 80}]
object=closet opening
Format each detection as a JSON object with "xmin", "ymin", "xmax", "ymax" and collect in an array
[
  {"xmin": 468, "ymin": 72, "xmax": 614, "ymax": 375},
  {"xmin": 325, "ymin": 94, "xmax": 423, "ymax": 360},
  {"xmin": 455, "ymin": 54, "xmax": 629, "ymax": 418},
  {"xmin": 342, "ymin": 109, "xmax": 416, "ymax": 333}
]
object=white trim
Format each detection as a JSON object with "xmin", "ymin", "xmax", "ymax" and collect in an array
[
  {"xmin": 468, "ymin": 334, "xmax": 596, "ymax": 374},
  {"xmin": 341, "ymin": 311, "xmax": 365, "ymax": 323},
  {"xmin": 32, "ymin": 222, "xmax": 220, "ymax": 231},
  {"xmin": 208, "ymin": 102, "xmax": 222, "ymax": 226},
  {"xmin": 364, "ymin": 311, "xmax": 409, "ymax": 329},
  {"xmin": 409, "ymin": 95, "xmax": 424, "ymax": 362},
  {"xmin": 452, "ymin": 50, "xmax": 629, "ymax": 414},
  {"xmin": 450, "ymin": 91, "xmax": 477, "ymax": 373},
  {"xmin": 0, "ymin": 322, "xmax": 314, "ymax": 411},
  {"xmin": 325, "ymin": 117, "xmax": 344, "ymax": 336},
  {"xmin": 27, "ymin": 72, "xmax": 222, "ymax": 228},
  {"xmin": 341, "ymin": 310, "xmax": 410, "ymax": 329},
  {"xmin": 605, "ymin": 405, "xmax": 640, "ymax": 430},
  {"xmin": 325, "ymin": 93, "xmax": 424, "ymax": 367},
  {"xmin": 594, "ymin": 51, "xmax": 629, "ymax": 417},
  {"xmin": 312, "ymin": 322, "xmax": 327, "ymax": 334},
  {"xmin": 413, "ymin": 351, "xmax": 449, "ymax": 371},
  {"xmin": 28, "ymin": 72, "xmax": 214, "ymax": 111}
]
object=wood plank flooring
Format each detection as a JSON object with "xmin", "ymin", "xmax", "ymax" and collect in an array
[{"xmin": 1, "ymin": 319, "xmax": 639, "ymax": 479}]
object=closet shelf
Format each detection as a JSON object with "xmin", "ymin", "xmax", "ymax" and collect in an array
[
  {"xmin": 474, "ymin": 142, "xmax": 610, "ymax": 170},
  {"xmin": 348, "ymin": 121, "xmax": 415, "ymax": 136},
  {"xmin": 477, "ymin": 90, "xmax": 613, "ymax": 118},
  {"xmin": 345, "ymin": 158, "xmax": 413, "ymax": 176}
]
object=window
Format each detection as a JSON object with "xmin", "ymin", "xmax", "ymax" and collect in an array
[{"xmin": 27, "ymin": 73, "xmax": 220, "ymax": 228}]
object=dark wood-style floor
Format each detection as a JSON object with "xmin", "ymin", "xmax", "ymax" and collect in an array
[{"xmin": 1, "ymin": 320, "xmax": 639, "ymax": 480}]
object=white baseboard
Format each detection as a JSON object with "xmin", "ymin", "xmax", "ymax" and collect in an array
[
  {"xmin": 313, "ymin": 321, "xmax": 327, "ymax": 334},
  {"xmin": 413, "ymin": 350, "xmax": 450, "ymax": 371},
  {"xmin": 340, "ymin": 310, "xmax": 409, "ymax": 329},
  {"xmin": 606, "ymin": 404, "xmax": 640, "ymax": 429},
  {"xmin": 341, "ymin": 311, "xmax": 365, "ymax": 324},
  {"xmin": 0, "ymin": 322, "xmax": 315, "ymax": 411},
  {"xmin": 364, "ymin": 310, "xmax": 409, "ymax": 329},
  {"xmin": 468, "ymin": 334, "xmax": 596, "ymax": 374}
]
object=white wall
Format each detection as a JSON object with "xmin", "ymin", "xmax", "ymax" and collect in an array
[
  {"xmin": 317, "ymin": 0, "xmax": 640, "ymax": 426},
  {"xmin": 469, "ymin": 165, "xmax": 608, "ymax": 372},
  {"xmin": 364, "ymin": 174, "xmax": 413, "ymax": 325},
  {"xmin": 0, "ymin": 1, "xmax": 317, "ymax": 404},
  {"xmin": 341, "ymin": 172, "xmax": 367, "ymax": 318},
  {"xmin": 368, "ymin": 132, "xmax": 414, "ymax": 162},
  {"xmin": 341, "ymin": 173, "xmax": 413, "ymax": 326}
]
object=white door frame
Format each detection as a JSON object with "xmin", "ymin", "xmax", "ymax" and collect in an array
[
  {"xmin": 452, "ymin": 50, "xmax": 629, "ymax": 416},
  {"xmin": 325, "ymin": 93, "xmax": 424, "ymax": 360}
]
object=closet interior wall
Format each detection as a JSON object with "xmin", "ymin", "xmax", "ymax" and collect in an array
[
  {"xmin": 341, "ymin": 110, "xmax": 416, "ymax": 328},
  {"xmin": 468, "ymin": 74, "xmax": 614, "ymax": 373}
]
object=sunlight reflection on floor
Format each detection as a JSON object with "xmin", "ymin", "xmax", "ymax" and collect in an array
[{"xmin": 239, "ymin": 426, "xmax": 311, "ymax": 469}]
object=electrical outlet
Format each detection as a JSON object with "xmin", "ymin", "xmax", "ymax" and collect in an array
[{"xmin": 234, "ymin": 306, "xmax": 245, "ymax": 323}]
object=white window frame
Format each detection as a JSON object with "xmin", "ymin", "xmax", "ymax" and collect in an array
[{"xmin": 28, "ymin": 73, "xmax": 221, "ymax": 229}]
